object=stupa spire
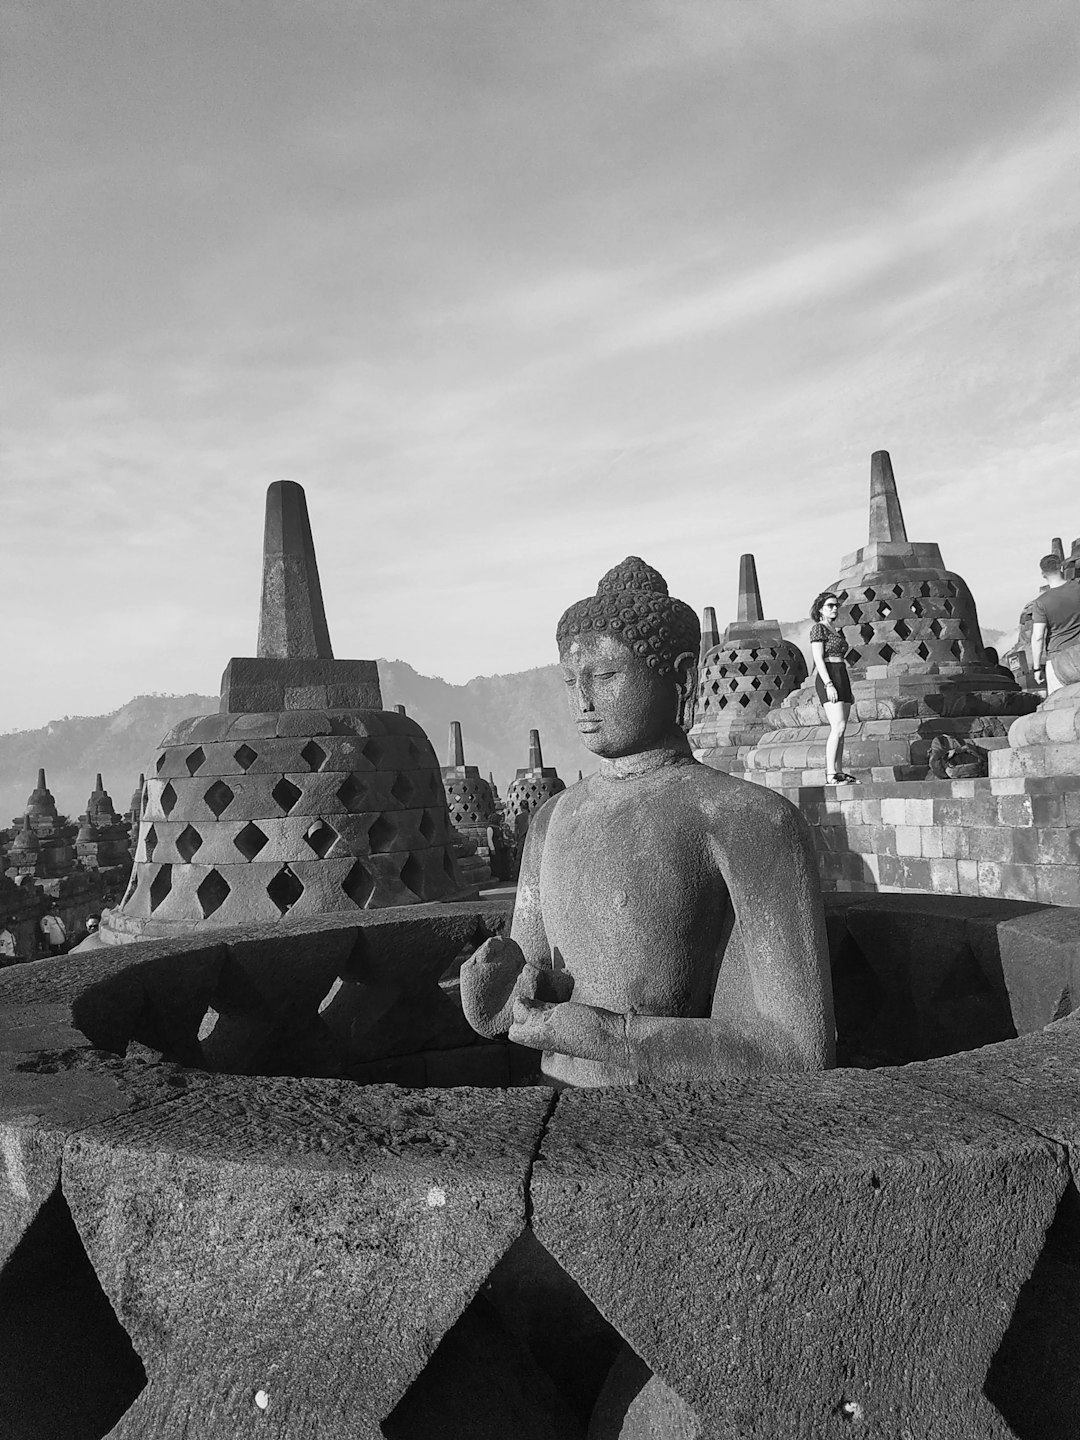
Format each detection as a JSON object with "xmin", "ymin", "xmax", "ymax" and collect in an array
[
  {"xmin": 529, "ymin": 729, "xmax": 544, "ymax": 770},
  {"xmin": 449, "ymin": 721, "xmax": 466, "ymax": 768},
  {"xmin": 737, "ymin": 554, "xmax": 764, "ymax": 624},
  {"xmin": 257, "ymin": 481, "xmax": 334, "ymax": 660},
  {"xmin": 867, "ymin": 451, "xmax": 908, "ymax": 545},
  {"xmin": 700, "ymin": 607, "xmax": 719, "ymax": 656}
]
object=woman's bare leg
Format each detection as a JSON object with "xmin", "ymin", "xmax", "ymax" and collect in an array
[{"xmin": 823, "ymin": 699, "xmax": 848, "ymax": 779}]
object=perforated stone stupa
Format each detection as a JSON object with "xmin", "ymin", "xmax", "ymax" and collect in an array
[
  {"xmin": 441, "ymin": 721, "xmax": 498, "ymax": 842},
  {"xmin": 690, "ymin": 553, "xmax": 807, "ymax": 772},
  {"xmin": 103, "ymin": 482, "xmax": 462, "ymax": 940},
  {"xmin": 742, "ymin": 452, "xmax": 1036, "ymax": 786},
  {"xmin": 503, "ymin": 729, "xmax": 565, "ymax": 834}
]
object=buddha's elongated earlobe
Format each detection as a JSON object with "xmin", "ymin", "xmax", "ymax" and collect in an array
[{"xmin": 674, "ymin": 652, "xmax": 697, "ymax": 732}]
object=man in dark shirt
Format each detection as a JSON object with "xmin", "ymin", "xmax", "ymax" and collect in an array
[{"xmin": 1030, "ymin": 554, "xmax": 1080, "ymax": 693}]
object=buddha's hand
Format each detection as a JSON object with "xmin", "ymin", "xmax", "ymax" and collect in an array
[
  {"xmin": 509, "ymin": 996, "xmax": 631, "ymax": 1068},
  {"xmin": 460, "ymin": 935, "xmax": 533, "ymax": 1038}
]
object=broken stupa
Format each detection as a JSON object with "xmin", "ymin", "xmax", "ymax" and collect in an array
[{"xmin": 101, "ymin": 482, "xmax": 463, "ymax": 942}]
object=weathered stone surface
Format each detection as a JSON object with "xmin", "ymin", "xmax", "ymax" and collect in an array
[
  {"xmin": 533, "ymin": 1073, "xmax": 1065, "ymax": 1439},
  {"xmin": 256, "ymin": 479, "xmax": 334, "ymax": 661},
  {"xmin": 63, "ymin": 1080, "xmax": 551, "ymax": 1440},
  {"xmin": 103, "ymin": 482, "xmax": 464, "ymax": 940},
  {"xmin": 466, "ymin": 558, "xmax": 834, "ymax": 1089}
]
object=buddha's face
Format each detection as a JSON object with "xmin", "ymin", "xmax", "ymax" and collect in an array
[{"xmin": 560, "ymin": 631, "xmax": 680, "ymax": 758}]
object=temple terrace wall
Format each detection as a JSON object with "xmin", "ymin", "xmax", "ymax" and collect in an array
[
  {"xmin": 3, "ymin": 896, "xmax": 1080, "ymax": 1437},
  {"xmin": 790, "ymin": 774, "xmax": 1080, "ymax": 905}
]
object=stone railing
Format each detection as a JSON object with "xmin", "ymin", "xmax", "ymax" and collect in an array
[{"xmin": 3, "ymin": 896, "xmax": 1080, "ymax": 1438}]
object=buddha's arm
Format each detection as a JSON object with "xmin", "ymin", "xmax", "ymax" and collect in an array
[
  {"xmin": 460, "ymin": 797, "xmax": 571, "ymax": 1038},
  {"xmin": 509, "ymin": 798, "xmax": 835, "ymax": 1078}
]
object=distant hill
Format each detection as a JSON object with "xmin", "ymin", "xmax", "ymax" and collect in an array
[
  {"xmin": 0, "ymin": 626, "xmax": 1013, "ymax": 825},
  {"xmin": 0, "ymin": 664, "xmax": 587, "ymax": 825}
]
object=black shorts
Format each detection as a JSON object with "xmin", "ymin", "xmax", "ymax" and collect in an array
[{"xmin": 816, "ymin": 660, "xmax": 853, "ymax": 705}]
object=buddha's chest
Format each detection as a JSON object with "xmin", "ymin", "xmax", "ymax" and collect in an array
[{"xmin": 537, "ymin": 790, "xmax": 725, "ymax": 1013}]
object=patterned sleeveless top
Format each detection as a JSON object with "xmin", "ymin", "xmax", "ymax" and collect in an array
[{"xmin": 810, "ymin": 622, "xmax": 849, "ymax": 661}]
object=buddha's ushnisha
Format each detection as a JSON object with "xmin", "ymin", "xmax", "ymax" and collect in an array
[{"xmin": 461, "ymin": 558, "xmax": 835, "ymax": 1087}]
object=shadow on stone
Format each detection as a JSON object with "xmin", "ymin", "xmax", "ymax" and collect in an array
[
  {"xmin": 381, "ymin": 1286, "xmax": 586, "ymax": 1439},
  {"xmin": 0, "ymin": 1188, "xmax": 146, "ymax": 1439},
  {"xmin": 383, "ymin": 1231, "xmax": 638, "ymax": 1438},
  {"xmin": 831, "ymin": 932, "xmax": 889, "ymax": 1068},
  {"xmin": 985, "ymin": 1178, "xmax": 1080, "ymax": 1439}
]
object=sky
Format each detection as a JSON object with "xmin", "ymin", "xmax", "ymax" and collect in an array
[{"xmin": 4, "ymin": 0, "xmax": 1079, "ymax": 732}]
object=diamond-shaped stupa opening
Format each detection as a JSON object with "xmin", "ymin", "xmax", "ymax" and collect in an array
[
  {"xmin": 175, "ymin": 825, "xmax": 203, "ymax": 863},
  {"xmin": 304, "ymin": 819, "xmax": 338, "ymax": 859},
  {"xmin": 391, "ymin": 772, "xmax": 415, "ymax": 805},
  {"xmin": 300, "ymin": 740, "xmax": 327, "ymax": 772},
  {"xmin": 367, "ymin": 815, "xmax": 398, "ymax": 855},
  {"xmin": 203, "ymin": 781, "xmax": 235, "ymax": 818},
  {"xmin": 271, "ymin": 777, "xmax": 302, "ymax": 814},
  {"xmin": 266, "ymin": 865, "xmax": 304, "ymax": 915},
  {"xmin": 196, "ymin": 869, "xmax": 231, "ymax": 918},
  {"xmin": 159, "ymin": 782, "xmax": 177, "ymax": 817},
  {"xmin": 185, "ymin": 747, "xmax": 206, "ymax": 776},
  {"xmin": 149, "ymin": 864, "xmax": 172, "ymax": 912},
  {"xmin": 342, "ymin": 859, "xmax": 375, "ymax": 908},
  {"xmin": 381, "ymin": 1232, "xmax": 693, "ymax": 1440},
  {"xmin": 234, "ymin": 822, "xmax": 269, "ymax": 861},
  {"xmin": 336, "ymin": 774, "xmax": 364, "ymax": 812},
  {"xmin": 234, "ymin": 744, "xmax": 258, "ymax": 771}
]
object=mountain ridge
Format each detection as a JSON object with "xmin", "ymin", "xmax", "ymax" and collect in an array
[{"xmin": 0, "ymin": 625, "xmax": 1011, "ymax": 826}]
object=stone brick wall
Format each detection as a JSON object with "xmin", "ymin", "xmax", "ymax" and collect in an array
[{"xmin": 787, "ymin": 776, "xmax": 1080, "ymax": 906}]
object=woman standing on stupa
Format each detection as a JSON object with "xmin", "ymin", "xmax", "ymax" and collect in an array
[{"xmin": 810, "ymin": 591, "xmax": 856, "ymax": 785}]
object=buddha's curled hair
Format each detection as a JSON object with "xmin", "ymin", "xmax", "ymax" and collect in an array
[{"xmin": 556, "ymin": 557, "xmax": 701, "ymax": 677}]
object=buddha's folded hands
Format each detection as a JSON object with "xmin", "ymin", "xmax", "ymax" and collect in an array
[{"xmin": 460, "ymin": 935, "xmax": 535, "ymax": 1037}]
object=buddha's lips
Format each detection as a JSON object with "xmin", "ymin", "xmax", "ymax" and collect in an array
[{"xmin": 577, "ymin": 719, "xmax": 601, "ymax": 730}]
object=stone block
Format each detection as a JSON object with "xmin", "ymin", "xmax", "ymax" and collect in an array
[
  {"xmin": 921, "ymin": 828, "xmax": 944, "ymax": 859},
  {"xmin": 880, "ymin": 799, "xmax": 906, "ymax": 826},
  {"xmin": 533, "ymin": 1074, "xmax": 1064, "ymax": 1440},
  {"xmin": 989, "ymin": 777, "xmax": 1027, "ymax": 795},
  {"xmin": 978, "ymin": 862, "xmax": 1004, "ymax": 896},
  {"xmin": 900, "ymin": 857, "xmax": 932, "ymax": 891},
  {"xmin": 1066, "ymin": 791, "xmax": 1080, "ymax": 827},
  {"xmin": 957, "ymin": 860, "xmax": 980, "ymax": 896},
  {"xmin": 997, "ymin": 794, "xmax": 1034, "ymax": 828},
  {"xmin": 1032, "ymin": 828, "xmax": 1080, "ymax": 866},
  {"xmin": 284, "ymin": 685, "xmax": 328, "ymax": 710},
  {"xmin": 1031, "ymin": 792, "xmax": 1067, "ymax": 827},
  {"xmin": 895, "ymin": 826, "xmax": 921, "ymax": 857},
  {"xmin": 928, "ymin": 859, "xmax": 959, "ymax": 894},
  {"xmin": 63, "ymin": 1080, "xmax": 550, "ymax": 1439},
  {"xmin": 869, "ymin": 825, "xmax": 897, "ymax": 856},
  {"xmin": 1035, "ymin": 867, "xmax": 1080, "ymax": 908},
  {"xmin": 969, "ymin": 829, "xmax": 1017, "ymax": 864},
  {"xmin": 878, "ymin": 854, "xmax": 905, "ymax": 887},
  {"xmin": 996, "ymin": 864, "xmax": 1039, "ymax": 903},
  {"xmin": 933, "ymin": 797, "xmax": 966, "ymax": 826}
]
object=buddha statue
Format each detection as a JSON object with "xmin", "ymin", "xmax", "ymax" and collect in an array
[{"xmin": 461, "ymin": 558, "xmax": 835, "ymax": 1087}]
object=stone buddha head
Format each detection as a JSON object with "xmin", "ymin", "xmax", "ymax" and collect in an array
[{"xmin": 556, "ymin": 558, "xmax": 700, "ymax": 759}]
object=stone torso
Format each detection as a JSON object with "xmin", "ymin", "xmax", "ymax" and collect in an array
[{"xmin": 537, "ymin": 760, "xmax": 730, "ymax": 1020}]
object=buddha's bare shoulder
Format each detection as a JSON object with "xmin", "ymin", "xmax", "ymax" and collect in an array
[{"xmin": 681, "ymin": 759, "xmax": 811, "ymax": 838}]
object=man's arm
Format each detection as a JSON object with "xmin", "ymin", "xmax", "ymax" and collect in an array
[
  {"xmin": 1030, "ymin": 620, "xmax": 1048, "ymax": 679},
  {"xmin": 508, "ymin": 792, "xmax": 835, "ymax": 1079}
]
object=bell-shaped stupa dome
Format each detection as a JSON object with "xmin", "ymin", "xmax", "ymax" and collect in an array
[{"xmin": 103, "ymin": 482, "xmax": 464, "ymax": 941}]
